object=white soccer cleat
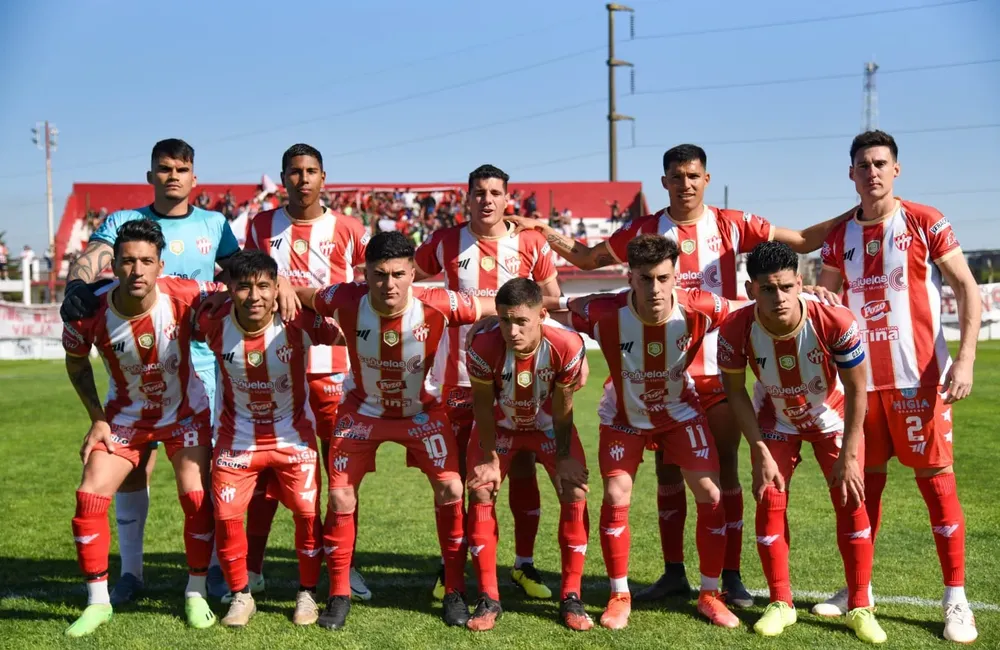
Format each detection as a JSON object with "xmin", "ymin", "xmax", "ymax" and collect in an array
[
  {"xmin": 812, "ymin": 587, "xmax": 848, "ymax": 617},
  {"xmin": 350, "ymin": 567, "xmax": 372, "ymax": 601},
  {"xmin": 221, "ymin": 572, "xmax": 265, "ymax": 604},
  {"xmin": 943, "ymin": 602, "xmax": 978, "ymax": 644}
]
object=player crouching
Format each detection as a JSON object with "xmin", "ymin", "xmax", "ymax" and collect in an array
[
  {"xmin": 62, "ymin": 219, "xmax": 218, "ymax": 637},
  {"xmin": 718, "ymin": 242, "xmax": 886, "ymax": 644},
  {"xmin": 196, "ymin": 250, "xmax": 336, "ymax": 628},
  {"xmin": 464, "ymin": 278, "xmax": 593, "ymax": 631}
]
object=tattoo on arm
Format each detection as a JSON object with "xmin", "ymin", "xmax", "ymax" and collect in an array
[
  {"xmin": 67, "ymin": 241, "xmax": 113, "ymax": 283},
  {"xmin": 545, "ymin": 232, "xmax": 578, "ymax": 255},
  {"xmin": 66, "ymin": 356, "xmax": 105, "ymax": 421},
  {"xmin": 593, "ymin": 253, "xmax": 615, "ymax": 267}
]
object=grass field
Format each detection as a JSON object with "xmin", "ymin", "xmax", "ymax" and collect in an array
[{"xmin": 1, "ymin": 343, "xmax": 998, "ymax": 649}]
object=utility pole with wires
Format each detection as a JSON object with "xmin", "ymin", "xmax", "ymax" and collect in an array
[
  {"xmin": 607, "ymin": 3, "xmax": 635, "ymax": 182},
  {"xmin": 862, "ymin": 60, "xmax": 879, "ymax": 132},
  {"xmin": 31, "ymin": 121, "xmax": 58, "ymax": 249}
]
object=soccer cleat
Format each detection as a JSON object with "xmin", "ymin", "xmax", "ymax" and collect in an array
[
  {"xmin": 442, "ymin": 591, "xmax": 471, "ymax": 627},
  {"xmin": 510, "ymin": 563, "xmax": 552, "ymax": 599},
  {"xmin": 812, "ymin": 586, "xmax": 849, "ymax": 617},
  {"xmin": 317, "ymin": 596, "xmax": 351, "ymax": 631},
  {"xmin": 754, "ymin": 601, "xmax": 796, "ymax": 637},
  {"xmin": 943, "ymin": 602, "xmax": 978, "ymax": 644},
  {"xmin": 466, "ymin": 595, "xmax": 503, "ymax": 631},
  {"xmin": 221, "ymin": 572, "xmax": 266, "ymax": 604},
  {"xmin": 847, "ymin": 607, "xmax": 888, "ymax": 644},
  {"xmin": 109, "ymin": 572, "xmax": 143, "ymax": 606},
  {"xmin": 633, "ymin": 564, "xmax": 691, "ymax": 602},
  {"xmin": 292, "ymin": 590, "xmax": 320, "ymax": 626},
  {"xmin": 350, "ymin": 567, "xmax": 373, "ymax": 601},
  {"xmin": 697, "ymin": 590, "xmax": 740, "ymax": 628},
  {"xmin": 207, "ymin": 564, "xmax": 228, "ymax": 600},
  {"xmin": 722, "ymin": 570, "xmax": 754, "ymax": 608},
  {"xmin": 185, "ymin": 595, "xmax": 216, "ymax": 629},
  {"xmin": 65, "ymin": 603, "xmax": 113, "ymax": 638},
  {"xmin": 600, "ymin": 592, "xmax": 631, "ymax": 630},
  {"xmin": 560, "ymin": 593, "xmax": 594, "ymax": 631},
  {"xmin": 220, "ymin": 591, "xmax": 255, "ymax": 628},
  {"xmin": 431, "ymin": 565, "xmax": 445, "ymax": 601}
]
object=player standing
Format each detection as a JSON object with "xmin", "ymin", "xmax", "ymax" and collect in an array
[
  {"xmin": 195, "ymin": 250, "xmax": 335, "ymax": 627},
  {"xmin": 292, "ymin": 231, "xmax": 500, "ymax": 630},
  {"xmin": 815, "ymin": 131, "xmax": 980, "ymax": 643},
  {"xmin": 62, "ymin": 219, "xmax": 218, "ymax": 636},
  {"xmin": 414, "ymin": 164, "xmax": 561, "ymax": 600},
  {"xmin": 464, "ymin": 278, "xmax": 592, "ymax": 631},
  {"xmin": 509, "ymin": 144, "xmax": 846, "ymax": 604},
  {"xmin": 241, "ymin": 143, "xmax": 372, "ymax": 601},
  {"xmin": 718, "ymin": 242, "xmax": 886, "ymax": 643}
]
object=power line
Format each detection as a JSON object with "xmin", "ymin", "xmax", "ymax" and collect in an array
[{"xmin": 706, "ymin": 188, "xmax": 1000, "ymax": 206}]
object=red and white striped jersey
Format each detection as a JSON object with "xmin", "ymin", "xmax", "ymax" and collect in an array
[
  {"xmin": 570, "ymin": 288, "xmax": 731, "ymax": 430},
  {"xmin": 466, "ymin": 324, "xmax": 586, "ymax": 431},
  {"xmin": 62, "ymin": 277, "xmax": 219, "ymax": 430},
  {"xmin": 311, "ymin": 283, "xmax": 482, "ymax": 418},
  {"xmin": 718, "ymin": 297, "xmax": 865, "ymax": 435},
  {"xmin": 245, "ymin": 207, "xmax": 369, "ymax": 375},
  {"xmin": 820, "ymin": 199, "xmax": 960, "ymax": 390},
  {"xmin": 606, "ymin": 205, "xmax": 772, "ymax": 378},
  {"xmin": 195, "ymin": 304, "xmax": 341, "ymax": 451},
  {"xmin": 415, "ymin": 224, "xmax": 558, "ymax": 387}
]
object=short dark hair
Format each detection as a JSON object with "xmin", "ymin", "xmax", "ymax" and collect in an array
[
  {"xmin": 496, "ymin": 278, "xmax": 543, "ymax": 309},
  {"xmin": 151, "ymin": 139, "xmax": 194, "ymax": 167},
  {"xmin": 468, "ymin": 164, "xmax": 509, "ymax": 192},
  {"xmin": 746, "ymin": 241, "xmax": 799, "ymax": 279},
  {"xmin": 850, "ymin": 130, "xmax": 898, "ymax": 162},
  {"xmin": 627, "ymin": 234, "xmax": 679, "ymax": 269},
  {"xmin": 365, "ymin": 231, "xmax": 415, "ymax": 266},
  {"xmin": 282, "ymin": 143, "xmax": 324, "ymax": 173},
  {"xmin": 662, "ymin": 144, "xmax": 707, "ymax": 173},
  {"xmin": 227, "ymin": 250, "xmax": 278, "ymax": 283},
  {"xmin": 114, "ymin": 218, "xmax": 166, "ymax": 258}
]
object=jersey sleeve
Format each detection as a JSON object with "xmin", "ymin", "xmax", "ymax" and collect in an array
[
  {"xmin": 734, "ymin": 211, "xmax": 774, "ymax": 252},
  {"xmin": 529, "ymin": 235, "xmax": 558, "ymax": 285},
  {"xmin": 243, "ymin": 215, "xmax": 261, "ymax": 251},
  {"xmin": 825, "ymin": 306, "xmax": 865, "ymax": 369},
  {"xmin": 606, "ymin": 216, "xmax": 650, "ymax": 264},
  {"xmin": 89, "ymin": 210, "xmax": 136, "ymax": 246},
  {"xmin": 216, "ymin": 218, "xmax": 240, "ymax": 259},
  {"xmin": 311, "ymin": 283, "xmax": 352, "ymax": 319},
  {"xmin": 414, "ymin": 230, "xmax": 444, "ymax": 276},
  {"xmin": 415, "ymin": 287, "xmax": 480, "ymax": 325},
  {"xmin": 62, "ymin": 318, "xmax": 95, "ymax": 357},
  {"xmin": 350, "ymin": 217, "xmax": 370, "ymax": 266},
  {"xmin": 569, "ymin": 303, "xmax": 598, "ymax": 339},
  {"xmin": 554, "ymin": 333, "xmax": 586, "ymax": 387},
  {"xmin": 820, "ymin": 229, "xmax": 843, "ymax": 273},
  {"xmin": 298, "ymin": 309, "xmax": 343, "ymax": 347},
  {"xmin": 717, "ymin": 312, "xmax": 749, "ymax": 374},
  {"xmin": 923, "ymin": 210, "xmax": 962, "ymax": 263},
  {"xmin": 686, "ymin": 288, "xmax": 731, "ymax": 331},
  {"xmin": 466, "ymin": 333, "xmax": 497, "ymax": 384}
]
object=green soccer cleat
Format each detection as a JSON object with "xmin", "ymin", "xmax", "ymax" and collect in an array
[
  {"xmin": 65, "ymin": 603, "xmax": 113, "ymax": 638},
  {"xmin": 185, "ymin": 595, "xmax": 217, "ymax": 629},
  {"xmin": 753, "ymin": 601, "xmax": 797, "ymax": 637},
  {"xmin": 847, "ymin": 607, "xmax": 888, "ymax": 644}
]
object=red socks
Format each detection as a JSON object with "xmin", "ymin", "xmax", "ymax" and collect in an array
[
  {"xmin": 721, "ymin": 488, "xmax": 744, "ymax": 572},
  {"xmin": 293, "ymin": 514, "xmax": 322, "ymax": 589},
  {"xmin": 916, "ymin": 473, "xmax": 966, "ymax": 586},
  {"xmin": 178, "ymin": 490, "xmax": 213, "ymax": 575},
  {"xmin": 509, "ymin": 473, "xmax": 541, "ymax": 560},
  {"xmin": 323, "ymin": 510, "xmax": 355, "ymax": 597},
  {"xmin": 216, "ymin": 517, "xmax": 249, "ymax": 592},
  {"xmin": 864, "ymin": 471, "xmax": 887, "ymax": 543},
  {"xmin": 695, "ymin": 500, "xmax": 726, "ymax": 583},
  {"xmin": 755, "ymin": 487, "xmax": 792, "ymax": 605},
  {"xmin": 245, "ymin": 490, "xmax": 280, "ymax": 575},
  {"xmin": 72, "ymin": 491, "xmax": 112, "ymax": 581},
  {"xmin": 657, "ymin": 482, "xmax": 687, "ymax": 565},
  {"xmin": 599, "ymin": 503, "xmax": 630, "ymax": 583},
  {"xmin": 830, "ymin": 488, "xmax": 874, "ymax": 610},
  {"xmin": 436, "ymin": 500, "xmax": 467, "ymax": 594},
  {"xmin": 467, "ymin": 502, "xmax": 500, "ymax": 599},
  {"xmin": 559, "ymin": 500, "xmax": 589, "ymax": 598}
]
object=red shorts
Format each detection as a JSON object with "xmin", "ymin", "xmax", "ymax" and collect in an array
[
  {"xmin": 329, "ymin": 408, "xmax": 460, "ymax": 489},
  {"xmin": 92, "ymin": 413, "xmax": 212, "ymax": 468},
  {"xmin": 442, "ymin": 384, "xmax": 474, "ymax": 451},
  {"xmin": 213, "ymin": 444, "xmax": 322, "ymax": 520},
  {"xmin": 308, "ymin": 373, "xmax": 346, "ymax": 442},
  {"xmin": 760, "ymin": 429, "xmax": 862, "ymax": 482},
  {"xmin": 600, "ymin": 416, "xmax": 719, "ymax": 478},
  {"xmin": 865, "ymin": 386, "xmax": 953, "ymax": 469},
  {"xmin": 693, "ymin": 374, "xmax": 728, "ymax": 411},
  {"xmin": 466, "ymin": 424, "xmax": 587, "ymax": 480}
]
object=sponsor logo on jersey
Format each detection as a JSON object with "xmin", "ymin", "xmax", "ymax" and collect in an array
[
  {"xmin": 676, "ymin": 268, "xmax": 722, "ymax": 289},
  {"xmin": 834, "ymin": 322, "xmax": 860, "ymax": 348},
  {"xmin": 929, "ymin": 217, "xmax": 951, "ymax": 235},
  {"xmin": 783, "ymin": 403, "xmax": 810, "ymax": 418},
  {"xmin": 495, "ymin": 434, "xmax": 513, "ymax": 455},
  {"xmin": 383, "ymin": 330, "xmax": 400, "ymax": 347},
  {"xmin": 247, "ymin": 400, "xmax": 276, "ymax": 414},
  {"xmin": 764, "ymin": 376, "xmax": 825, "ymax": 397},
  {"xmin": 680, "ymin": 240, "xmax": 696, "ymax": 255},
  {"xmin": 620, "ymin": 341, "xmax": 634, "ymax": 354},
  {"xmin": 169, "ymin": 240, "xmax": 185, "ymax": 255},
  {"xmin": 412, "ymin": 323, "xmax": 430, "ymax": 342},
  {"xmin": 196, "ymin": 237, "xmax": 212, "ymax": 255},
  {"xmin": 861, "ymin": 300, "xmax": 891, "ymax": 322},
  {"xmin": 360, "ymin": 354, "xmax": 423, "ymax": 374},
  {"xmin": 848, "ymin": 267, "xmax": 907, "ymax": 293},
  {"xmin": 293, "ymin": 239, "xmax": 309, "ymax": 255},
  {"xmin": 647, "ymin": 342, "xmax": 663, "ymax": 357},
  {"xmin": 276, "ymin": 344, "xmax": 293, "ymax": 364},
  {"xmin": 807, "ymin": 348, "xmax": 825, "ymax": 364},
  {"xmin": 900, "ymin": 387, "xmax": 918, "ymax": 399},
  {"xmin": 140, "ymin": 381, "xmax": 166, "ymax": 395},
  {"xmin": 377, "ymin": 379, "xmax": 405, "ymax": 392},
  {"xmin": 891, "ymin": 398, "xmax": 931, "ymax": 413},
  {"xmin": 229, "ymin": 374, "xmax": 291, "ymax": 393},
  {"xmin": 779, "ymin": 355, "xmax": 796, "ymax": 370},
  {"xmin": 319, "ymin": 240, "xmax": 336, "ymax": 256},
  {"xmin": 821, "ymin": 242, "xmax": 832, "ymax": 260},
  {"xmin": 480, "ymin": 256, "xmax": 496, "ymax": 272},
  {"xmin": 640, "ymin": 388, "xmax": 665, "ymax": 403},
  {"xmin": 866, "ymin": 240, "xmax": 881, "ymax": 256},
  {"xmin": 216, "ymin": 449, "xmax": 253, "ymax": 469},
  {"xmin": 247, "ymin": 350, "xmax": 264, "ymax": 367},
  {"xmin": 894, "ymin": 231, "xmax": 913, "ymax": 251},
  {"xmin": 706, "ymin": 235, "xmax": 722, "ymax": 253},
  {"xmin": 517, "ymin": 370, "xmax": 532, "ymax": 387},
  {"xmin": 945, "ymin": 231, "xmax": 958, "ymax": 247},
  {"xmin": 122, "ymin": 354, "xmax": 179, "ymax": 376}
]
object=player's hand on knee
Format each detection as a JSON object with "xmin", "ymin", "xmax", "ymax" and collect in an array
[
  {"xmin": 467, "ymin": 458, "xmax": 502, "ymax": 500},
  {"xmin": 275, "ymin": 276, "xmax": 301, "ymax": 321},
  {"xmin": 80, "ymin": 421, "xmax": 114, "ymax": 465},
  {"xmin": 751, "ymin": 449, "xmax": 784, "ymax": 502},
  {"xmin": 554, "ymin": 457, "xmax": 589, "ymax": 497},
  {"xmin": 830, "ymin": 455, "xmax": 865, "ymax": 509},
  {"xmin": 61, "ymin": 279, "xmax": 101, "ymax": 321}
]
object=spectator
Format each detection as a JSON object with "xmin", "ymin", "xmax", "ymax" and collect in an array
[
  {"xmin": 608, "ymin": 199, "xmax": 621, "ymax": 228},
  {"xmin": 575, "ymin": 218, "xmax": 587, "ymax": 239},
  {"xmin": 524, "ymin": 191, "xmax": 537, "ymax": 216},
  {"xmin": 0, "ymin": 241, "xmax": 8, "ymax": 280}
]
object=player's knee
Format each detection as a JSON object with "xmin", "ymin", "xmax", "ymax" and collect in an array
[
  {"xmin": 469, "ymin": 487, "xmax": 493, "ymax": 504},
  {"xmin": 685, "ymin": 472, "xmax": 721, "ymax": 504},
  {"xmin": 119, "ymin": 465, "xmax": 150, "ymax": 492},
  {"xmin": 559, "ymin": 486, "xmax": 588, "ymax": 504},
  {"xmin": 508, "ymin": 450, "xmax": 537, "ymax": 478},
  {"xmin": 866, "ymin": 462, "xmax": 889, "ymax": 474},
  {"xmin": 328, "ymin": 487, "xmax": 356, "ymax": 513},
  {"xmin": 433, "ymin": 478, "xmax": 464, "ymax": 505},
  {"xmin": 914, "ymin": 465, "xmax": 953, "ymax": 478},
  {"xmin": 602, "ymin": 475, "xmax": 632, "ymax": 505}
]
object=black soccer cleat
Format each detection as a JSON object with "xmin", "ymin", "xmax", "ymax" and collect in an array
[
  {"xmin": 441, "ymin": 591, "xmax": 470, "ymax": 627},
  {"xmin": 560, "ymin": 592, "xmax": 595, "ymax": 631},
  {"xmin": 466, "ymin": 595, "xmax": 502, "ymax": 631},
  {"xmin": 633, "ymin": 563, "xmax": 692, "ymax": 602},
  {"xmin": 317, "ymin": 595, "xmax": 351, "ymax": 630}
]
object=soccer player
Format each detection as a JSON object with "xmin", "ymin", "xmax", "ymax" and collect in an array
[
  {"xmin": 464, "ymin": 278, "xmax": 592, "ymax": 631},
  {"xmin": 59, "ymin": 138, "xmax": 295, "ymax": 602},
  {"xmin": 507, "ymin": 144, "xmax": 847, "ymax": 604},
  {"xmin": 551, "ymin": 233, "xmax": 742, "ymax": 630},
  {"xmin": 61, "ymin": 219, "xmax": 218, "ymax": 636},
  {"xmin": 291, "ymin": 231, "xmax": 501, "ymax": 630},
  {"xmin": 240, "ymin": 143, "xmax": 372, "ymax": 602},
  {"xmin": 718, "ymin": 241, "xmax": 886, "ymax": 643},
  {"xmin": 414, "ymin": 164, "xmax": 561, "ymax": 600},
  {"xmin": 815, "ymin": 131, "xmax": 980, "ymax": 643},
  {"xmin": 195, "ymin": 250, "xmax": 336, "ymax": 627}
]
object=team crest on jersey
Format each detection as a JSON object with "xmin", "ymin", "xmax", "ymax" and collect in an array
[
  {"xmin": 866, "ymin": 240, "xmax": 880, "ymax": 256},
  {"xmin": 412, "ymin": 323, "xmax": 430, "ymax": 342},
  {"xmin": 676, "ymin": 334, "xmax": 691, "ymax": 351},
  {"xmin": 517, "ymin": 371, "xmax": 533, "ymax": 387},
  {"xmin": 169, "ymin": 240, "xmax": 185, "ymax": 255},
  {"xmin": 706, "ymin": 235, "xmax": 722, "ymax": 254},
  {"xmin": 162, "ymin": 322, "xmax": 180, "ymax": 340},
  {"xmin": 247, "ymin": 350, "xmax": 264, "ymax": 367},
  {"xmin": 383, "ymin": 330, "xmax": 400, "ymax": 347},
  {"xmin": 196, "ymin": 237, "xmax": 212, "ymax": 255},
  {"xmin": 293, "ymin": 239, "xmax": 309, "ymax": 255},
  {"xmin": 779, "ymin": 355, "xmax": 796, "ymax": 370},
  {"xmin": 504, "ymin": 255, "xmax": 521, "ymax": 274},
  {"xmin": 680, "ymin": 240, "xmax": 696, "ymax": 255},
  {"xmin": 319, "ymin": 240, "xmax": 336, "ymax": 257},
  {"xmin": 807, "ymin": 348, "xmax": 825, "ymax": 364},
  {"xmin": 647, "ymin": 342, "xmax": 663, "ymax": 357},
  {"xmin": 480, "ymin": 256, "xmax": 496, "ymax": 272},
  {"xmin": 137, "ymin": 333, "xmax": 154, "ymax": 349},
  {"xmin": 537, "ymin": 367, "xmax": 555, "ymax": 383},
  {"xmin": 892, "ymin": 231, "xmax": 913, "ymax": 252},
  {"xmin": 276, "ymin": 344, "xmax": 293, "ymax": 364}
]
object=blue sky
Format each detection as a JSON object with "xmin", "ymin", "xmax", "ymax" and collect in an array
[{"xmin": 0, "ymin": 0, "xmax": 997, "ymax": 254}]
